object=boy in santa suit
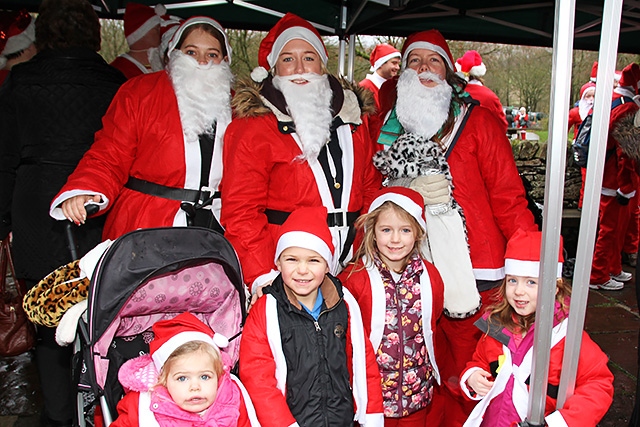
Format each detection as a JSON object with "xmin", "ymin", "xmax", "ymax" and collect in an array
[
  {"xmin": 359, "ymin": 43, "xmax": 401, "ymax": 109},
  {"xmin": 238, "ymin": 206, "xmax": 384, "ymax": 427},
  {"xmin": 110, "ymin": 2, "xmax": 164, "ymax": 79},
  {"xmin": 50, "ymin": 17, "xmax": 234, "ymax": 239},
  {"xmin": 0, "ymin": 9, "xmax": 37, "ymax": 85},
  {"xmin": 455, "ymin": 50, "xmax": 508, "ymax": 131},
  {"xmin": 372, "ymin": 29, "xmax": 538, "ymax": 426},
  {"xmin": 220, "ymin": 13, "xmax": 381, "ymax": 296},
  {"xmin": 589, "ymin": 62, "xmax": 640, "ymax": 291}
]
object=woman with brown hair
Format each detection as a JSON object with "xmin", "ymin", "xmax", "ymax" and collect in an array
[{"xmin": 50, "ymin": 17, "xmax": 234, "ymax": 239}]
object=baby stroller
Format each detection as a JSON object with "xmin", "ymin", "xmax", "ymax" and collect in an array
[{"xmin": 69, "ymin": 227, "xmax": 246, "ymax": 427}]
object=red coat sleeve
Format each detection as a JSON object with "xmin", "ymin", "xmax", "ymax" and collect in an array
[
  {"xmin": 110, "ymin": 391, "xmax": 140, "ymax": 427},
  {"xmin": 612, "ymin": 103, "xmax": 640, "ymax": 195},
  {"xmin": 549, "ymin": 333, "xmax": 614, "ymax": 426},
  {"xmin": 220, "ymin": 116, "xmax": 279, "ymax": 287},
  {"xmin": 468, "ymin": 108, "xmax": 538, "ymax": 238},
  {"xmin": 238, "ymin": 297, "xmax": 298, "ymax": 427}
]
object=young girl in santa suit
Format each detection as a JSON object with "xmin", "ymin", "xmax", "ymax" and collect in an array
[
  {"xmin": 339, "ymin": 187, "xmax": 445, "ymax": 426},
  {"xmin": 460, "ymin": 230, "xmax": 614, "ymax": 427},
  {"xmin": 111, "ymin": 312, "xmax": 258, "ymax": 427}
]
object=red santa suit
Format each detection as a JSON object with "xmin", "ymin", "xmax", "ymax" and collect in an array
[
  {"xmin": 589, "ymin": 94, "xmax": 639, "ymax": 286},
  {"xmin": 460, "ymin": 308, "xmax": 614, "ymax": 427},
  {"xmin": 464, "ymin": 81, "xmax": 508, "ymax": 131},
  {"xmin": 239, "ymin": 275, "xmax": 384, "ymax": 427},
  {"xmin": 110, "ymin": 54, "xmax": 151, "ymax": 80},
  {"xmin": 375, "ymin": 76, "xmax": 537, "ymax": 426},
  {"xmin": 220, "ymin": 75, "xmax": 381, "ymax": 289},
  {"xmin": 50, "ymin": 70, "xmax": 230, "ymax": 240},
  {"xmin": 359, "ymin": 72, "xmax": 386, "ymax": 109}
]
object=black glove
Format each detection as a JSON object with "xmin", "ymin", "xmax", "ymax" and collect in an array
[{"xmin": 616, "ymin": 192, "xmax": 630, "ymax": 206}]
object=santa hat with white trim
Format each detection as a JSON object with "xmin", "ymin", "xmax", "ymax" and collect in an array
[
  {"xmin": 0, "ymin": 10, "xmax": 35, "ymax": 69},
  {"xmin": 504, "ymin": 229, "xmax": 564, "ymax": 279},
  {"xmin": 167, "ymin": 16, "xmax": 231, "ymax": 63},
  {"xmin": 150, "ymin": 312, "xmax": 229, "ymax": 371},
  {"xmin": 369, "ymin": 43, "xmax": 400, "ymax": 72},
  {"xmin": 368, "ymin": 187, "xmax": 426, "ymax": 231},
  {"xmin": 274, "ymin": 206, "xmax": 334, "ymax": 266},
  {"xmin": 250, "ymin": 12, "xmax": 328, "ymax": 82},
  {"xmin": 455, "ymin": 50, "xmax": 486, "ymax": 79},
  {"xmin": 590, "ymin": 61, "xmax": 598, "ymax": 83},
  {"xmin": 617, "ymin": 62, "xmax": 640, "ymax": 95},
  {"xmin": 123, "ymin": 2, "xmax": 164, "ymax": 47},
  {"xmin": 401, "ymin": 29, "xmax": 454, "ymax": 71}
]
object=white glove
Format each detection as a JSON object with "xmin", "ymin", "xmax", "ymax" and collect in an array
[{"xmin": 410, "ymin": 174, "xmax": 451, "ymax": 206}]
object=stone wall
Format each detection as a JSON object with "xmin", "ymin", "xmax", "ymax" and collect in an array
[{"xmin": 511, "ymin": 139, "xmax": 582, "ymax": 209}]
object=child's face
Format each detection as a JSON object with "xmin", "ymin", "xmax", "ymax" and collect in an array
[
  {"xmin": 505, "ymin": 275, "xmax": 538, "ymax": 317},
  {"xmin": 165, "ymin": 350, "xmax": 219, "ymax": 413},
  {"xmin": 374, "ymin": 208, "xmax": 417, "ymax": 271},
  {"xmin": 276, "ymin": 246, "xmax": 329, "ymax": 307}
]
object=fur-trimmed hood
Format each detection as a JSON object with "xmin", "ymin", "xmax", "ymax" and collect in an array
[
  {"xmin": 232, "ymin": 74, "xmax": 376, "ymax": 124},
  {"xmin": 613, "ymin": 109, "xmax": 640, "ymax": 161}
]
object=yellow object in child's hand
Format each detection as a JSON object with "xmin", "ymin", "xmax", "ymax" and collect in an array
[{"xmin": 496, "ymin": 354, "xmax": 506, "ymax": 374}]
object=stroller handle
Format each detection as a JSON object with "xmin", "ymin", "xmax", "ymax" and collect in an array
[{"xmin": 64, "ymin": 203, "xmax": 100, "ymax": 260}]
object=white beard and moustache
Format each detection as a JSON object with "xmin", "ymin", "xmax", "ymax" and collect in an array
[
  {"xmin": 168, "ymin": 50, "xmax": 233, "ymax": 143},
  {"xmin": 396, "ymin": 68, "xmax": 452, "ymax": 140},
  {"xmin": 148, "ymin": 47, "xmax": 164, "ymax": 72},
  {"xmin": 272, "ymin": 73, "xmax": 333, "ymax": 162},
  {"xmin": 578, "ymin": 97, "xmax": 594, "ymax": 121}
]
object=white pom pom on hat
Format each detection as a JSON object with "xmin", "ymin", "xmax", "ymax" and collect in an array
[{"xmin": 251, "ymin": 66, "xmax": 269, "ymax": 83}]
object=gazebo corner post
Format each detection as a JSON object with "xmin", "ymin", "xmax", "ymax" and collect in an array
[
  {"xmin": 556, "ymin": 0, "xmax": 623, "ymax": 410},
  {"xmin": 525, "ymin": 0, "xmax": 576, "ymax": 424}
]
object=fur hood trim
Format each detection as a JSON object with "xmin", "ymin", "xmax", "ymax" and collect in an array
[
  {"xmin": 613, "ymin": 111, "xmax": 640, "ymax": 161},
  {"xmin": 232, "ymin": 75, "xmax": 376, "ymax": 122}
]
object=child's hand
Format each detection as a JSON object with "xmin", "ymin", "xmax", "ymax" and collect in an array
[
  {"xmin": 467, "ymin": 369, "xmax": 494, "ymax": 397},
  {"xmin": 247, "ymin": 281, "xmax": 273, "ymax": 312}
]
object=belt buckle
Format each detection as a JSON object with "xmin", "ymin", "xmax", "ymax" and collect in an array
[
  {"xmin": 198, "ymin": 186, "xmax": 214, "ymax": 205},
  {"xmin": 330, "ymin": 210, "xmax": 348, "ymax": 227}
]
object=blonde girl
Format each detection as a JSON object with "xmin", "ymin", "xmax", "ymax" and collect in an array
[
  {"xmin": 460, "ymin": 230, "xmax": 614, "ymax": 427},
  {"xmin": 339, "ymin": 186, "xmax": 445, "ymax": 426}
]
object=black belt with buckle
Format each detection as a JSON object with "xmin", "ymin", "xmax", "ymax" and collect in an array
[
  {"xmin": 265, "ymin": 208, "xmax": 359, "ymax": 227},
  {"xmin": 125, "ymin": 177, "xmax": 220, "ymax": 204}
]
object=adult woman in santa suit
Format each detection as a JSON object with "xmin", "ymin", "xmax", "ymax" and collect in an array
[
  {"xmin": 220, "ymin": 13, "xmax": 381, "ymax": 294},
  {"xmin": 50, "ymin": 17, "xmax": 233, "ymax": 238}
]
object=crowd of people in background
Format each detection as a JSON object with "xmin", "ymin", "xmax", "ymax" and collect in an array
[{"xmin": 1, "ymin": 1, "xmax": 636, "ymax": 426}]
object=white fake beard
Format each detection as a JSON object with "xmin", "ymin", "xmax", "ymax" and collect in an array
[
  {"xmin": 148, "ymin": 47, "xmax": 164, "ymax": 72},
  {"xmin": 272, "ymin": 73, "xmax": 333, "ymax": 162},
  {"xmin": 396, "ymin": 68, "xmax": 452, "ymax": 140},
  {"xmin": 168, "ymin": 50, "xmax": 233, "ymax": 143},
  {"xmin": 578, "ymin": 98, "xmax": 594, "ymax": 121}
]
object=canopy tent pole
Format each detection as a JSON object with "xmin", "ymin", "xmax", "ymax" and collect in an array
[
  {"xmin": 347, "ymin": 34, "xmax": 356, "ymax": 81},
  {"xmin": 523, "ymin": 0, "xmax": 575, "ymax": 425},
  {"xmin": 338, "ymin": 3, "xmax": 348, "ymax": 76},
  {"xmin": 556, "ymin": 0, "xmax": 622, "ymax": 409}
]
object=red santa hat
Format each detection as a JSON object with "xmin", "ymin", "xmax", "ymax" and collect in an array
[
  {"xmin": 124, "ymin": 3, "xmax": 165, "ymax": 46},
  {"xmin": 251, "ymin": 13, "xmax": 328, "ymax": 82},
  {"xmin": 617, "ymin": 62, "xmax": 640, "ymax": 94},
  {"xmin": 401, "ymin": 29, "xmax": 454, "ymax": 71},
  {"xmin": 579, "ymin": 81, "xmax": 596, "ymax": 99},
  {"xmin": 274, "ymin": 206, "xmax": 334, "ymax": 265},
  {"xmin": 0, "ymin": 10, "xmax": 35, "ymax": 68},
  {"xmin": 369, "ymin": 43, "xmax": 400, "ymax": 72},
  {"xmin": 167, "ymin": 16, "xmax": 231, "ymax": 63},
  {"xmin": 504, "ymin": 230, "xmax": 564, "ymax": 279},
  {"xmin": 368, "ymin": 187, "xmax": 426, "ymax": 231},
  {"xmin": 590, "ymin": 61, "xmax": 598, "ymax": 83},
  {"xmin": 455, "ymin": 50, "xmax": 486, "ymax": 78},
  {"xmin": 150, "ymin": 312, "xmax": 229, "ymax": 371}
]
